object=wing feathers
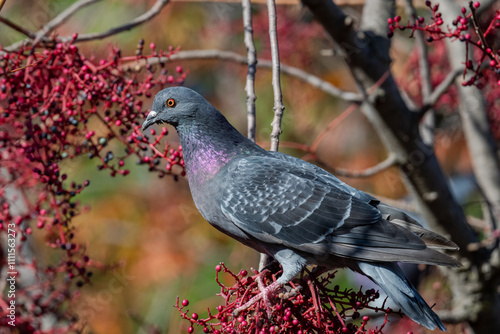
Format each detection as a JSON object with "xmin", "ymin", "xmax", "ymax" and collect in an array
[{"xmin": 219, "ymin": 155, "xmax": 459, "ymax": 267}]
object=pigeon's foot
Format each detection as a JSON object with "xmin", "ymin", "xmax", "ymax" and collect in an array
[
  {"xmin": 278, "ymin": 285, "xmax": 302, "ymax": 299},
  {"xmin": 233, "ymin": 277, "xmax": 282, "ymax": 318}
]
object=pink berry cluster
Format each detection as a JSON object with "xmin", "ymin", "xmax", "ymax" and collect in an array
[
  {"xmin": 388, "ymin": 1, "xmax": 500, "ymax": 87},
  {"xmin": 0, "ymin": 37, "xmax": 186, "ymax": 330},
  {"xmin": 176, "ymin": 263, "xmax": 393, "ymax": 334}
]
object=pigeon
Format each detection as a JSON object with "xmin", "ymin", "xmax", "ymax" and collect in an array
[{"xmin": 142, "ymin": 86, "xmax": 460, "ymax": 331}]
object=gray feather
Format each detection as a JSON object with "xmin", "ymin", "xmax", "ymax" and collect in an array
[{"xmin": 358, "ymin": 262, "xmax": 447, "ymax": 331}]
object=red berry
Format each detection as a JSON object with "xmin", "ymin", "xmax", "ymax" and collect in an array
[
  {"xmin": 182, "ymin": 299, "xmax": 189, "ymax": 307},
  {"xmin": 215, "ymin": 264, "xmax": 222, "ymax": 272}
]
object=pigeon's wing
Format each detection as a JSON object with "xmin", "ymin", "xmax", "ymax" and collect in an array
[{"xmin": 219, "ymin": 156, "xmax": 435, "ymax": 261}]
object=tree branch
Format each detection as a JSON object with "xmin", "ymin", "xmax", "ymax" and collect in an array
[
  {"xmin": 67, "ymin": 0, "xmax": 170, "ymax": 43},
  {"xmin": 241, "ymin": 0, "xmax": 258, "ymax": 143},
  {"xmin": 440, "ymin": 0, "xmax": 500, "ymax": 218},
  {"xmin": 0, "ymin": 16, "xmax": 36, "ymax": 38},
  {"xmin": 419, "ymin": 68, "xmax": 462, "ymax": 115},
  {"xmin": 131, "ymin": 49, "xmax": 362, "ymax": 102},
  {"xmin": 404, "ymin": 0, "xmax": 435, "ymax": 145},
  {"xmin": 267, "ymin": 0, "xmax": 285, "ymax": 152},
  {"xmin": 32, "ymin": 0, "xmax": 103, "ymax": 45},
  {"xmin": 326, "ymin": 153, "xmax": 397, "ymax": 178},
  {"xmin": 241, "ymin": 0, "xmax": 268, "ymax": 273}
]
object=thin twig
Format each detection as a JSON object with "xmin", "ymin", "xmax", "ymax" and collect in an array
[
  {"xmin": 241, "ymin": 0, "xmax": 269, "ymax": 271},
  {"xmin": 241, "ymin": 0, "xmax": 268, "ymax": 272},
  {"xmin": 66, "ymin": 0, "xmax": 170, "ymax": 43},
  {"xmin": 469, "ymin": 1, "xmax": 491, "ymax": 57},
  {"xmin": 241, "ymin": 0, "xmax": 258, "ymax": 143},
  {"xmin": 266, "ymin": 0, "xmax": 285, "ymax": 152},
  {"xmin": 0, "ymin": 16, "xmax": 36, "ymax": 38},
  {"xmin": 327, "ymin": 153, "xmax": 397, "ymax": 178},
  {"xmin": 419, "ymin": 68, "xmax": 462, "ymax": 115},
  {"xmin": 130, "ymin": 49, "xmax": 362, "ymax": 102},
  {"xmin": 32, "ymin": 0, "xmax": 103, "ymax": 45},
  {"xmin": 404, "ymin": 0, "xmax": 435, "ymax": 145}
]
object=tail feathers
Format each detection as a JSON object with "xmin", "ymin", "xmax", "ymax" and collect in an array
[
  {"xmin": 377, "ymin": 203, "xmax": 459, "ymax": 251},
  {"xmin": 358, "ymin": 262, "xmax": 446, "ymax": 331}
]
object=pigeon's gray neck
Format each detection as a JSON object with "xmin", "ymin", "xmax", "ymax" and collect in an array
[{"xmin": 177, "ymin": 120, "xmax": 264, "ymax": 186}]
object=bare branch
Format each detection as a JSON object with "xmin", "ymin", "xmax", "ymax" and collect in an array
[
  {"xmin": 327, "ymin": 153, "xmax": 397, "ymax": 178},
  {"xmin": 469, "ymin": 1, "xmax": 492, "ymax": 56},
  {"xmin": 404, "ymin": 0, "xmax": 435, "ymax": 145},
  {"xmin": 241, "ymin": 0, "xmax": 268, "ymax": 272},
  {"xmin": 67, "ymin": 0, "xmax": 170, "ymax": 43},
  {"xmin": 241, "ymin": 0, "xmax": 258, "ymax": 143},
  {"xmin": 266, "ymin": 0, "xmax": 285, "ymax": 152},
  {"xmin": 0, "ymin": 16, "xmax": 36, "ymax": 39},
  {"xmin": 32, "ymin": 0, "xmax": 103, "ymax": 45},
  {"xmin": 440, "ymin": 0, "xmax": 500, "ymax": 218},
  {"xmin": 133, "ymin": 49, "xmax": 362, "ymax": 102},
  {"xmin": 419, "ymin": 68, "xmax": 462, "ymax": 114},
  {"xmin": 278, "ymin": 61, "xmax": 362, "ymax": 102}
]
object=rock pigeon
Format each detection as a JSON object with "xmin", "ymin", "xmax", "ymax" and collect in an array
[{"xmin": 142, "ymin": 86, "xmax": 460, "ymax": 331}]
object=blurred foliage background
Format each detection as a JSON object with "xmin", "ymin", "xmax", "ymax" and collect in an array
[{"xmin": 1, "ymin": 0, "xmax": 478, "ymax": 332}]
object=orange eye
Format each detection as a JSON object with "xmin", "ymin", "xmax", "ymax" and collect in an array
[{"xmin": 166, "ymin": 98, "xmax": 176, "ymax": 107}]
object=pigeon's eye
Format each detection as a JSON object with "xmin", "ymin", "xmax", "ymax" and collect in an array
[{"xmin": 166, "ymin": 98, "xmax": 176, "ymax": 108}]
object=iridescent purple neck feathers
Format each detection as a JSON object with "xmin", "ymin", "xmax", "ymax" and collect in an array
[{"xmin": 178, "ymin": 121, "xmax": 265, "ymax": 186}]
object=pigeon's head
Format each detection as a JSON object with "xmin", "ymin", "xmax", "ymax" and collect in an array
[{"xmin": 142, "ymin": 86, "xmax": 215, "ymax": 131}]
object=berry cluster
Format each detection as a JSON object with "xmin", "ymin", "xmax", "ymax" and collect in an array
[
  {"xmin": 388, "ymin": 1, "xmax": 500, "ymax": 87},
  {"xmin": 0, "ymin": 37, "xmax": 185, "ymax": 330},
  {"xmin": 176, "ymin": 263, "xmax": 393, "ymax": 334}
]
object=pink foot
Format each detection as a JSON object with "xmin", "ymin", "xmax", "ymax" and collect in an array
[{"xmin": 234, "ymin": 277, "xmax": 282, "ymax": 318}]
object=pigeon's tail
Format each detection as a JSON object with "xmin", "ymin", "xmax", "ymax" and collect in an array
[{"xmin": 357, "ymin": 262, "xmax": 446, "ymax": 332}]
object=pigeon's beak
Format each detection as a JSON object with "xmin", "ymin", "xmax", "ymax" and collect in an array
[{"xmin": 142, "ymin": 110, "xmax": 158, "ymax": 132}]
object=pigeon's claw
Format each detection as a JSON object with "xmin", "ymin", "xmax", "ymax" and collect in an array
[{"xmin": 233, "ymin": 279, "xmax": 282, "ymax": 318}]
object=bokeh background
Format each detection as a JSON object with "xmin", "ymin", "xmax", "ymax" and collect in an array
[{"xmin": 1, "ymin": 0, "xmax": 481, "ymax": 333}]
